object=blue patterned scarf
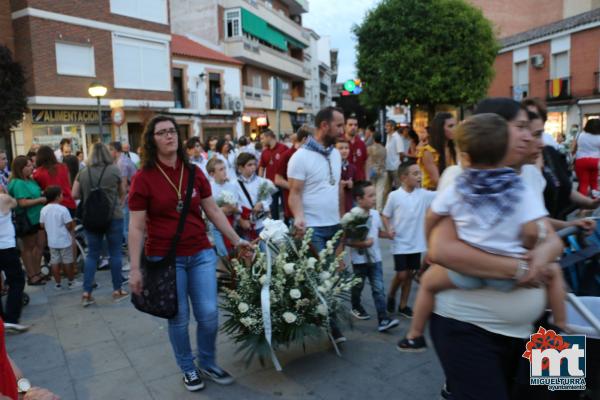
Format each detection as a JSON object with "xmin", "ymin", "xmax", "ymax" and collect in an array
[
  {"xmin": 303, "ymin": 136, "xmax": 333, "ymax": 157},
  {"xmin": 455, "ymin": 168, "xmax": 524, "ymax": 228}
]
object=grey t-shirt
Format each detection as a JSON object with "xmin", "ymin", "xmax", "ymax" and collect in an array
[{"xmin": 77, "ymin": 164, "xmax": 123, "ymax": 220}]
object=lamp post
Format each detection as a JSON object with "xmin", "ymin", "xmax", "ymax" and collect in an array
[{"xmin": 88, "ymin": 82, "xmax": 108, "ymax": 143}]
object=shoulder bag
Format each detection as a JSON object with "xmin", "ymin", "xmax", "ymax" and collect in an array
[{"xmin": 131, "ymin": 164, "xmax": 196, "ymax": 319}]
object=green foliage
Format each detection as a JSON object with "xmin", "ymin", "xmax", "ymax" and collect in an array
[
  {"xmin": 353, "ymin": 0, "xmax": 499, "ymax": 108},
  {"xmin": 0, "ymin": 46, "xmax": 27, "ymax": 136}
]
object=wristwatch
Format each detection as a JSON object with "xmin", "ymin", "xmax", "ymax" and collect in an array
[
  {"xmin": 17, "ymin": 377, "xmax": 31, "ymax": 393},
  {"xmin": 513, "ymin": 259, "xmax": 529, "ymax": 280}
]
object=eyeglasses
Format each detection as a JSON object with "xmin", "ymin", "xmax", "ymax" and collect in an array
[{"xmin": 154, "ymin": 128, "xmax": 178, "ymax": 137}]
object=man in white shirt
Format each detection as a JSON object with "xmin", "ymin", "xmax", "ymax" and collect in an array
[
  {"xmin": 122, "ymin": 142, "xmax": 140, "ymax": 166},
  {"xmin": 288, "ymin": 106, "xmax": 346, "ymax": 343},
  {"xmin": 384, "ymin": 120, "xmax": 403, "ymax": 199}
]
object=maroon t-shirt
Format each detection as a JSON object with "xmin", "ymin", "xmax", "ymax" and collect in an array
[
  {"xmin": 349, "ymin": 136, "xmax": 367, "ymax": 181},
  {"xmin": 259, "ymin": 142, "xmax": 288, "ymax": 181},
  {"xmin": 275, "ymin": 146, "xmax": 298, "ymax": 219},
  {"xmin": 342, "ymin": 161, "xmax": 357, "ymax": 213},
  {"xmin": 129, "ymin": 159, "xmax": 212, "ymax": 256}
]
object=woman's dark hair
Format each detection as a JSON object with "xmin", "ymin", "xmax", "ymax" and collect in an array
[
  {"xmin": 238, "ymin": 136, "xmax": 249, "ymax": 146},
  {"xmin": 236, "ymin": 152, "xmax": 257, "ymax": 168},
  {"xmin": 35, "ymin": 145, "xmax": 58, "ymax": 175},
  {"xmin": 205, "ymin": 136, "xmax": 218, "ymax": 151},
  {"xmin": 185, "ymin": 136, "xmax": 201, "ymax": 150},
  {"xmin": 10, "ymin": 155, "xmax": 30, "ymax": 181},
  {"xmin": 44, "ymin": 185, "xmax": 62, "ymax": 203},
  {"xmin": 26, "ymin": 151, "xmax": 36, "ymax": 163},
  {"xmin": 62, "ymin": 155, "xmax": 80, "ymax": 184},
  {"xmin": 428, "ymin": 112, "xmax": 456, "ymax": 173},
  {"xmin": 473, "ymin": 97, "xmax": 526, "ymax": 122},
  {"xmin": 584, "ymin": 118, "xmax": 600, "ymax": 135},
  {"xmin": 216, "ymin": 138, "xmax": 230, "ymax": 155},
  {"xmin": 408, "ymin": 129, "xmax": 419, "ymax": 146},
  {"xmin": 373, "ymin": 133, "xmax": 383, "ymax": 144},
  {"xmin": 140, "ymin": 115, "xmax": 188, "ymax": 169}
]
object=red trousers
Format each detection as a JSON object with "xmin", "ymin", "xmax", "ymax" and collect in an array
[{"xmin": 575, "ymin": 157, "xmax": 600, "ymax": 195}]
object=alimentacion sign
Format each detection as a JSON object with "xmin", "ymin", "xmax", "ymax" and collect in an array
[{"xmin": 32, "ymin": 109, "xmax": 112, "ymax": 125}]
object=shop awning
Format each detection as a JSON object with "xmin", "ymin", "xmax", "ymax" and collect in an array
[
  {"xmin": 241, "ymin": 9, "xmax": 287, "ymax": 51},
  {"xmin": 267, "ymin": 111, "xmax": 293, "ymax": 136}
]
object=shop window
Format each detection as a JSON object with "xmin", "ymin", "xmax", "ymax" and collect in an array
[
  {"xmin": 55, "ymin": 42, "xmax": 95, "ymax": 77},
  {"xmin": 173, "ymin": 68, "xmax": 185, "ymax": 108},
  {"xmin": 225, "ymin": 9, "xmax": 241, "ymax": 38},
  {"xmin": 209, "ymin": 73, "xmax": 223, "ymax": 110},
  {"xmin": 113, "ymin": 34, "xmax": 170, "ymax": 91},
  {"xmin": 110, "ymin": 0, "xmax": 167, "ymax": 24}
]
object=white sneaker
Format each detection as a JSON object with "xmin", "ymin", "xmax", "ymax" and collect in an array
[
  {"xmin": 122, "ymin": 262, "xmax": 131, "ymax": 272},
  {"xmin": 4, "ymin": 322, "xmax": 30, "ymax": 333},
  {"xmin": 68, "ymin": 280, "xmax": 83, "ymax": 289}
]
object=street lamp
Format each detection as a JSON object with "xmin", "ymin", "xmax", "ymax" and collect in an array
[{"xmin": 88, "ymin": 82, "xmax": 108, "ymax": 143}]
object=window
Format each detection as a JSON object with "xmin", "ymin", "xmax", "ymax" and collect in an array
[
  {"xmin": 552, "ymin": 51, "xmax": 569, "ymax": 79},
  {"xmin": 225, "ymin": 9, "xmax": 241, "ymax": 38},
  {"xmin": 209, "ymin": 73, "xmax": 223, "ymax": 110},
  {"xmin": 113, "ymin": 34, "xmax": 170, "ymax": 91},
  {"xmin": 172, "ymin": 68, "xmax": 185, "ymax": 108},
  {"xmin": 55, "ymin": 42, "xmax": 95, "ymax": 77},
  {"xmin": 252, "ymin": 74, "xmax": 262, "ymax": 89},
  {"xmin": 110, "ymin": 0, "xmax": 167, "ymax": 24},
  {"xmin": 514, "ymin": 61, "xmax": 528, "ymax": 85}
]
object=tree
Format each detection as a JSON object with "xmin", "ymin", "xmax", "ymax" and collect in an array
[
  {"xmin": 0, "ymin": 45, "xmax": 27, "ymax": 139},
  {"xmin": 353, "ymin": 0, "xmax": 499, "ymax": 113}
]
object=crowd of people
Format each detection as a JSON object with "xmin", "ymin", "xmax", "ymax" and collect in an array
[{"xmin": 0, "ymin": 96, "xmax": 598, "ymax": 399}]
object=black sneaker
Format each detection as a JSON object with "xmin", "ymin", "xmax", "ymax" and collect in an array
[
  {"xmin": 350, "ymin": 306, "xmax": 371, "ymax": 320},
  {"xmin": 386, "ymin": 297, "xmax": 396, "ymax": 314},
  {"xmin": 183, "ymin": 370, "xmax": 205, "ymax": 391},
  {"xmin": 377, "ymin": 318, "xmax": 400, "ymax": 332},
  {"xmin": 397, "ymin": 336, "xmax": 427, "ymax": 352},
  {"xmin": 199, "ymin": 365, "xmax": 234, "ymax": 385},
  {"xmin": 331, "ymin": 326, "xmax": 347, "ymax": 344},
  {"xmin": 398, "ymin": 306, "xmax": 413, "ymax": 318}
]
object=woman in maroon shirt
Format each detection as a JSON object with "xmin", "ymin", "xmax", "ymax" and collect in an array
[
  {"xmin": 128, "ymin": 116, "xmax": 250, "ymax": 392},
  {"xmin": 33, "ymin": 146, "xmax": 76, "ymax": 213}
]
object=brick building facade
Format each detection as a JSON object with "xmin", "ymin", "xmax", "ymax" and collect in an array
[
  {"xmin": 487, "ymin": 8, "xmax": 600, "ymax": 139},
  {"xmin": 2, "ymin": 0, "xmax": 174, "ymax": 157}
]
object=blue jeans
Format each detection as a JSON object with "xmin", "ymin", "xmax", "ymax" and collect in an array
[
  {"xmin": 149, "ymin": 249, "xmax": 218, "ymax": 373},
  {"xmin": 83, "ymin": 219, "xmax": 124, "ymax": 293},
  {"xmin": 310, "ymin": 224, "xmax": 342, "ymax": 253},
  {"xmin": 122, "ymin": 196, "xmax": 129, "ymax": 241},
  {"xmin": 209, "ymin": 223, "xmax": 228, "ymax": 257},
  {"xmin": 351, "ymin": 261, "xmax": 388, "ymax": 321}
]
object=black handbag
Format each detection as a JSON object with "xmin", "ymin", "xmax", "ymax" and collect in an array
[
  {"xmin": 131, "ymin": 164, "xmax": 196, "ymax": 319},
  {"xmin": 13, "ymin": 209, "xmax": 34, "ymax": 238}
]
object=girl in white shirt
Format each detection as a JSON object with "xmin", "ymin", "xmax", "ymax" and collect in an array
[
  {"xmin": 235, "ymin": 153, "xmax": 272, "ymax": 238},
  {"xmin": 573, "ymin": 118, "xmax": 600, "ymax": 196}
]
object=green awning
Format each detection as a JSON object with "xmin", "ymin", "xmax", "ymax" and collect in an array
[
  {"xmin": 284, "ymin": 34, "xmax": 307, "ymax": 49},
  {"xmin": 241, "ymin": 9, "xmax": 287, "ymax": 51}
]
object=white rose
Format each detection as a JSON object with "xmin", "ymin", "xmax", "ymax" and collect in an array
[
  {"xmin": 316, "ymin": 304, "xmax": 328, "ymax": 316},
  {"xmin": 289, "ymin": 289, "xmax": 301, "ymax": 299},
  {"xmin": 282, "ymin": 312, "xmax": 297, "ymax": 323},
  {"xmin": 350, "ymin": 207, "xmax": 365, "ymax": 217},
  {"xmin": 259, "ymin": 275, "xmax": 268, "ymax": 285},
  {"xmin": 319, "ymin": 271, "xmax": 331, "ymax": 281},
  {"xmin": 259, "ymin": 219, "xmax": 289, "ymax": 243},
  {"xmin": 238, "ymin": 302, "xmax": 249, "ymax": 313},
  {"xmin": 240, "ymin": 317, "xmax": 252, "ymax": 327},
  {"xmin": 317, "ymin": 285, "xmax": 327, "ymax": 293},
  {"xmin": 283, "ymin": 263, "xmax": 295, "ymax": 275},
  {"xmin": 307, "ymin": 257, "xmax": 317, "ymax": 269}
]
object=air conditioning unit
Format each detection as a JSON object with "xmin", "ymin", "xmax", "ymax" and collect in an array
[
  {"xmin": 229, "ymin": 97, "xmax": 243, "ymax": 112},
  {"xmin": 531, "ymin": 54, "xmax": 545, "ymax": 69}
]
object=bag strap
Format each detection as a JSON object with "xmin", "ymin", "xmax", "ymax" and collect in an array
[
  {"xmin": 88, "ymin": 165, "xmax": 108, "ymax": 190},
  {"xmin": 238, "ymin": 179, "xmax": 254, "ymax": 208},
  {"xmin": 168, "ymin": 164, "xmax": 196, "ymax": 254}
]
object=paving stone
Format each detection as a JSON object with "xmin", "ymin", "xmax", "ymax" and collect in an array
[{"xmin": 65, "ymin": 339, "xmax": 131, "ymax": 380}]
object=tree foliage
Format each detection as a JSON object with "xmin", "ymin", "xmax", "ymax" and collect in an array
[
  {"xmin": 0, "ymin": 45, "xmax": 27, "ymax": 136},
  {"xmin": 353, "ymin": 0, "xmax": 499, "ymax": 109}
]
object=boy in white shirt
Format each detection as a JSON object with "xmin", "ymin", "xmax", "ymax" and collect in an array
[
  {"xmin": 40, "ymin": 186, "xmax": 80, "ymax": 290},
  {"xmin": 346, "ymin": 181, "xmax": 399, "ymax": 332},
  {"xmin": 235, "ymin": 152, "xmax": 272, "ymax": 239},
  {"xmin": 382, "ymin": 162, "xmax": 436, "ymax": 318},
  {"xmin": 207, "ymin": 158, "xmax": 238, "ymax": 257},
  {"xmin": 398, "ymin": 114, "xmax": 566, "ymax": 351}
]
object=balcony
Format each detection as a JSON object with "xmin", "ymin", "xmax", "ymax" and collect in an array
[
  {"xmin": 510, "ymin": 84, "xmax": 529, "ymax": 101},
  {"xmin": 546, "ymin": 77, "xmax": 572, "ymax": 101},
  {"xmin": 595, "ymin": 71, "xmax": 599, "ymax": 95},
  {"xmin": 224, "ymin": 36, "xmax": 309, "ymax": 79},
  {"xmin": 320, "ymin": 82, "xmax": 329, "ymax": 94},
  {"xmin": 243, "ymin": 85, "xmax": 272, "ymax": 109},
  {"xmin": 222, "ymin": 0, "xmax": 309, "ymax": 47}
]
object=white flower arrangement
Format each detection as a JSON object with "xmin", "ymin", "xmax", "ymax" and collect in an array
[
  {"xmin": 257, "ymin": 179, "xmax": 278, "ymax": 202},
  {"xmin": 216, "ymin": 190, "xmax": 237, "ymax": 207},
  {"xmin": 220, "ymin": 228, "xmax": 360, "ymax": 367},
  {"xmin": 259, "ymin": 219, "xmax": 289, "ymax": 243}
]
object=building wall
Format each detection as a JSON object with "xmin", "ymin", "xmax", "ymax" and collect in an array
[
  {"xmin": 468, "ymin": 0, "xmax": 564, "ymax": 37},
  {"xmin": 570, "ymin": 27, "xmax": 600, "ymax": 97},
  {"xmin": 487, "ymin": 52, "xmax": 513, "ymax": 97},
  {"xmin": 528, "ymin": 41, "xmax": 551, "ymax": 99},
  {"xmin": 169, "ymin": 0, "xmax": 219, "ymax": 46},
  {"xmin": 0, "ymin": 1, "xmax": 15, "ymax": 52},
  {"xmin": 564, "ymin": 0, "xmax": 600, "ymax": 18}
]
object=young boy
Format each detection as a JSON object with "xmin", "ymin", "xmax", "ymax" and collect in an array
[
  {"xmin": 397, "ymin": 114, "xmax": 566, "ymax": 351},
  {"xmin": 382, "ymin": 161, "xmax": 436, "ymax": 318},
  {"xmin": 207, "ymin": 158, "xmax": 237, "ymax": 257},
  {"xmin": 336, "ymin": 138, "xmax": 357, "ymax": 213},
  {"xmin": 39, "ymin": 186, "xmax": 80, "ymax": 290},
  {"xmin": 346, "ymin": 181, "xmax": 399, "ymax": 332}
]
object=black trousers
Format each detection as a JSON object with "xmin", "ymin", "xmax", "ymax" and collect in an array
[
  {"xmin": 270, "ymin": 191, "xmax": 282, "ymax": 220},
  {"xmin": 430, "ymin": 313, "xmax": 581, "ymax": 400},
  {"xmin": 0, "ymin": 247, "xmax": 25, "ymax": 324}
]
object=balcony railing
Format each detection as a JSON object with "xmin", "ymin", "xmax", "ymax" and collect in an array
[
  {"xmin": 546, "ymin": 77, "xmax": 571, "ymax": 101},
  {"xmin": 510, "ymin": 84, "xmax": 529, "ymax": 101},
  {"xmin": 243, "ymin": 85, "xmax": 270, "ymax": 100},
  {"xmin": 595, "ymin": 71, "xmax": 599, "ymax": 95}
]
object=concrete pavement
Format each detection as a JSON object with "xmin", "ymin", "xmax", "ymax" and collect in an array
[{"xmin": 5, "ymin": 243, "xmax": 445, "ymax": 400}]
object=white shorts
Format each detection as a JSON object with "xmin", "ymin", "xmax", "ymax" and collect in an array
[{"xmin": 50, "ymin": 246, "xmax": 74, "ymax": 265}]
